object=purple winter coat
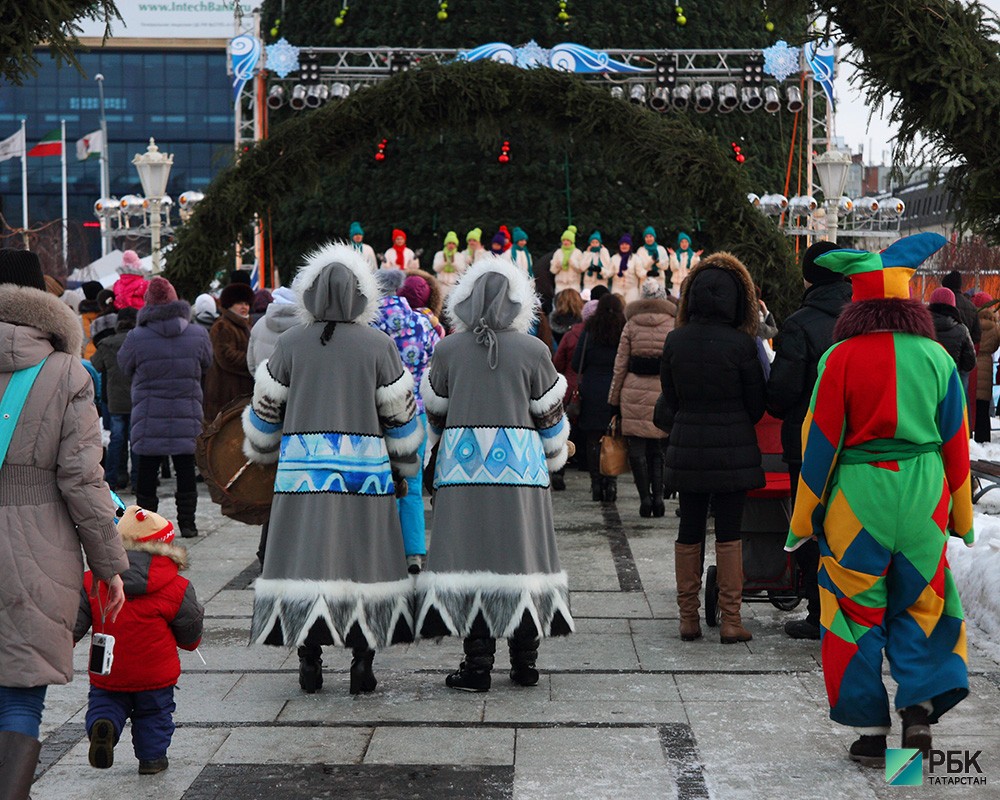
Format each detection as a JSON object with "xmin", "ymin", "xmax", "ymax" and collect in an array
[{"xmin": 118, "ymin": 300, "xmax": 212, "ymax": 456}]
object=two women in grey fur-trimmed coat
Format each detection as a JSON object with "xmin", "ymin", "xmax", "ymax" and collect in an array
[
  {"xmin": 241, "ymin": 243, "xmax": 424, "ymax": 695},
  {"xmin": 419, "ymin": 254, "xmax": 575, "ymax": 692}
]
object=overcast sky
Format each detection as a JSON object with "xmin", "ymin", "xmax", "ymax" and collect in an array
[{"xmin": 832, "ymin": 0, "xmax": 999, "ymax": 163}]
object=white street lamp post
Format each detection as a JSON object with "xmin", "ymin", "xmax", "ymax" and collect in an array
[
  {"xmin": 131, "ymin": 138, "xmax": 173, "ymax": 274},
  {"xmin": 813, "ymin": 149, "xmax": 852, "ymax": 244}
]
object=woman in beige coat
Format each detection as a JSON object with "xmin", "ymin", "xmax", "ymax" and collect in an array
[
  {"xmin": 972, "ymin": 292, "xmax": 999, "ymax": 443},
  {"xmin": 0, "ymin": 250, "xmax": 127, "ymax": 800},
  {"xmin": 609, "ymin": 279, "xmax": 677, "ymax": 517}
]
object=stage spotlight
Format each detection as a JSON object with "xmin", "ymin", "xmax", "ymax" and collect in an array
[
  {"xmin": 786, "ymin": 85, "xmax": 804, "ymax": 113},
  {"xmin": 650, "ymin": 87, "xmax": 670, "ymax": 112},
  {"xmin": 881, "ymin": 197, "xmax": 905, "ymax": 219},
  {"xmin": 763, "ymin": 86, "xmax": 781, "ymax": 114},
  {"xmin": 740, "ymin": 86, "xmax": 763, "ymax": 113},
  {"xmin": 788, "ymin": 195, "xmax": 818, "ymax": 216},
  {"xmin": 305, "ymin": 84, "xmax": 329, "ymax": 108},
  {"xmin": 389, "ymin": 53, "xmax": 412, "ymax": 74},
  {"xmin": 760, "ymin": 193, "xmax": 789, "ymax": 216},
  {"xmin": 329, "ymin": 82, "xmax": 351, "ymax": 100},
  {"xmin": 717, "ymin": 83, "xmax": 738, "ymax": 113},
  {"xmin": 610, "ymin": 86, "xmax": 625, "ymax": 100},
  {"xmin": 747, "ymin": 193, "xmax": 761, "ymax": 209},
  {"xmin": 694, "ymin": 83, "xmax": 713, "ymax": 113},
  {"xmin": 838, "ymin": 196, "xmax": 855, "ymax": 215},
  {"xmin": 671, "ymin": 84, "xmax": 691, "ymax": 111},
  {"xmin": 289, "ymin": 84, "xmax": 308, "ymax": 111},
  {"xmin": 629, "ymin": 84, "xmax": 647, "ymax": 105},
  {"xmin": 266, "ymin": 85, "xmax": 285, "ymax": 109},
  {"xmin": 855, "ymin": 197, "xmax": 880, "ymax": 217}
]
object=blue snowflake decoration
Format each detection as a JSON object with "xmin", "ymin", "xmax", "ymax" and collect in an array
[
  {"xmin": 762, "ymin": 40, "xmax": 801, "ymax": 82},
  {"xmin": 515, "ymin": 40, "xmax": 550, "ymax": 69},
  {"xmin": 265, "ymin": 38, "xmax": 300, "ymax": 79}
]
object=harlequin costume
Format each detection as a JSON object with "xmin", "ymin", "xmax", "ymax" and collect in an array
[
  {"xmin": 786, "ymin": 232, "xmax": 974, "ymax": 765},
  {"xmin": 417, "ymin": 255, "xmax": 574, "ymax": 692}
]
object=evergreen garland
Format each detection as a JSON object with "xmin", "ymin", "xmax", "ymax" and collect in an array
[
  {"xmin": 168, "ymin": 61, "xmax": 799, "ymax": 316},
  {"xmin": 1, "ymin": 0, "xmax": 121, "ymax": 84}
]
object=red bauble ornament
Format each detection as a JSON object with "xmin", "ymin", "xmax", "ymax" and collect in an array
[
  {"xmin": 498, "ymin": 153, "xmax": 510, "ymax": 163},
  {"xmin": 375, "ymin": 152, "xmax": 386, "ymax": 161},
  {"xmin": 735, "ymin": 154, "xmax": 745, "ymax": 163}
]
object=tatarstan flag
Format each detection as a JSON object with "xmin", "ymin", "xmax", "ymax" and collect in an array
[{"xmin": 27, "ymin": 129, "xmax": 61, "ymax": 157}]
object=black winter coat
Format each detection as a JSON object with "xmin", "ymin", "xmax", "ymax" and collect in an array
[
  {"xmin": 572, "ymin": 329, "xmax": 619, "ymax": 433},
  {"xmin": 929, "ymin": 305, "xmax": 976, "ymax": 375},
  {"xmin": 766, "ymin": 280, "xmax": 852, "ymax": 465},
  {"xmin": 954, "ymin": 291, "xmax": 982, "ymax": 344},
  {"xmin": 659, "ymin": 262, "xmax": 766, "ymax": 493}
]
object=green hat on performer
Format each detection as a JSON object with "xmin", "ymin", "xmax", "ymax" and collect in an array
[
  {"xmin": 466, "ymin": 227, "xmax": 482, "ymax": 243},
  {"xmin": 561, "ymin": 225, "xmax": 578, "ymax": 244},
  {"xmin": 444, "ymin": 231, "xmax": 459, "ymax": 247}
]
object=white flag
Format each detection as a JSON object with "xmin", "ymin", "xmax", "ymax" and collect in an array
[
  {"xmin": 75, "ymin": 129, "xmax": 104, "ymax": 161},
  {"xmin": 0, "ymin": 128, "xmax": 25, "ymax": 163}
]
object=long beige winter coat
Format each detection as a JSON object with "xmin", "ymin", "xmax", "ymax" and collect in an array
[
  {"xmin": 0, "ymin": 285, "xmax": 127, "ymax": 688},
  {"xmin": 976, "ymin": 306, "xmax": 999, "ymax": 400},
  {"xmin": 609, "ymin": 297, "xmax": 677, "ymax": 438}
]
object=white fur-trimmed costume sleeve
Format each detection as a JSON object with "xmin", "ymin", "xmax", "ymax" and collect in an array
[
  {"xmin": 530, "ymin": 361, "xmax": 570, "ymax": 472},
  {"xmin": 376, "ymin": 346, "xmax": 424, "ymax": 476},
  {"xmin": 242, "ymin": 359, "xmax": 288, "ymax": 464},
  {"xmin": 420, "ymin": 367, "xmax": 449, "ymax": 450}
]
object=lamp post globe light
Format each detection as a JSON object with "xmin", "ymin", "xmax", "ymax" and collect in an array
[
  {"xmin": 813, "ymin": 149, "xmax": 852, "ymax": 244},
  {"xmin": 132, "ymin": 138, "xmax": 174, "ymax": 274}
]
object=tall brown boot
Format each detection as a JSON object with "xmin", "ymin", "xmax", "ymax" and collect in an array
[
  {"xmin": 0, "ymin": 730, "xmax": 41, "ymax": 800},
  {"xmin": 716, "ymin": 539, "xmax": 752, "ymax": 643},
  {"xmin": 674, "ymin": 542, "xmax": 703, "ymax": 641}
]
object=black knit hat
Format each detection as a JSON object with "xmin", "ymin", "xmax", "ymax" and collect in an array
[
  {"xmin": 801, "ymin": 241, "xmax": 843, "ymax": 286},
  {"xmin": 0, "ymin": 249, "xmax": 46, "ymax": 291},
  {"xmin": 228, "ymin": 270, "xmax": 253, "ymax": 286},
  {"xmin": 82, "ymin": 280, "xmax": 104, "ymax": 301},
  {"xmin": 220, "ymin": 282, "xmax": 255, "ymax": 309},
  {"xmin": 941, "ymin": 270, "xmax": 963, "ymax": 293}
]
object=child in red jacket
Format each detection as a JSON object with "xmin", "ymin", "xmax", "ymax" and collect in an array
[{"xmin": 74, "ymin": 505, "xmax": 204, "ymax": 775}]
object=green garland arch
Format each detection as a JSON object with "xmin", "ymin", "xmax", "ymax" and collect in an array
[{"xmin": 168, "ymin": 60, "xmax": 798, "ymax": 315}]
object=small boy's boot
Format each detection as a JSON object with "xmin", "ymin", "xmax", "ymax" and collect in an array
[
  {"xmin": 138, "ymin": 756, "xmax": 169, "ymax": 775},
  {"xmin": 87, "ymin": 718, "xmax": 116, "ymax": 769},
  {"xmin": 0, "ymin": 730, "xmax": 41, "ymax": 799}
]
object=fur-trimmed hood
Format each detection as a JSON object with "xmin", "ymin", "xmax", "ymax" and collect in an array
[
  {"xmin": 123, "ymin": 538, "xmax": 189, "ymax": 571},
  {"xmin": 625, "ymin": 296, "xmax": 677, "ymax": 322},
  {"xmin": 675, "ymin": 252, "xmax": 758, "ymax": 337},
  {"xmin": 0, "ymin": 284, "xmax": 83, "ymax": 356},
  {"xmin": 834, "ymin": 298, "xmax": 935, "ymax": 342},
  {"xmin": 292, "ymin": 241, "xmax": 380, "ymax": 325},
  {"xmin": 403, "ymin": 268, "xmax": 443, "ymax": 317},
  {"xmin": 445, "ymin": 254, "xmax": 539, "ymax": 335}
]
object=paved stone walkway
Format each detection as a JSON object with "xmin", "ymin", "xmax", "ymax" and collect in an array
[{"xmin": 31, "ymin": 470, "xmax": 1000, "ymax": 799}]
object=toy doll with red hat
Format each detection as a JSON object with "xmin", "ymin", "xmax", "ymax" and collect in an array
[{"xmin": 74, "ymin": 505, "xmax": 204, "ymax": 775}]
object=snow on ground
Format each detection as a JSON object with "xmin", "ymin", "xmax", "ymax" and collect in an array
[{"xmin": 951, "ymin": 440, "xmax": 1000, "ymax": 662}]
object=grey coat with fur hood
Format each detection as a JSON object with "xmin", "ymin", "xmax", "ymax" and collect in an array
[{"xmin": 0, "ymin": 285, "xmax": 128, "ymax": 687}]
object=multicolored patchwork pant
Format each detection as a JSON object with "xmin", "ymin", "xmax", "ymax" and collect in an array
[{"xmin": 817, "ymin": 453, "xmax": 969, "ymax": 728}]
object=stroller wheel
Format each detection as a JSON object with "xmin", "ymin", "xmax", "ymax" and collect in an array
[
  {"xmin": 768, "ymin": 592, "xmax": 801, "ymax": 612},
  {"xmin": 705, "ymin": 565, "xmax": 720, "ymax": 627}
]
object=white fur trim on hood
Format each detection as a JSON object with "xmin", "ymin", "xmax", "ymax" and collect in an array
[
  {"xmin": 292, "ymin": 241, "xmax": 381, "ymax": 326},
  {"xmin": 0, "ymin": 285, "xmax": 84, "ymax": 355},
  {"xmin": 444, "ymin": 253, "xmax": 540, "ymax": 335}
]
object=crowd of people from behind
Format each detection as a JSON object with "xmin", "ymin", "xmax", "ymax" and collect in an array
[{"xmin": 0, "ymin": 220, "xmax": 986, "ymax": 795}]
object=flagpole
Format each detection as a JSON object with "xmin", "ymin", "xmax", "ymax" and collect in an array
[
  {"xmin": 20, "ymin": 119, "xmax": 28, "ymax": 250},
  {"xmin": 60, "ymin": 119, "xmax": 68, "ymax": 270},
  {"xmin": 96, "ymin": 73, "xmax": 110, "ymax": 257}
]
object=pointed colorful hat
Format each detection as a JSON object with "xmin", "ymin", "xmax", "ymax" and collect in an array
[{"xmin": 813, "ymin": 232, "xmax": 948, "ymax": 302}]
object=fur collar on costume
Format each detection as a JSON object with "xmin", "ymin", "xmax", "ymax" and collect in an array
[
  {"xmin": 292, "ymin": 241, "xmax": 380, "ymax": 326},
  {"xmin": 445, "ymin": 254, "xmax": 539, "ymax": 335},
  {"xmin": 0, "ymin": 284, "xmax": 83, "ymax": 355},
  {"xmin": 124, "ymin": 538, "xmax": 189, "ymax": 570},
  {"xmin": 674, "ymin": 252, "xmax": 758, "ymax": 337},
  {"xmin": 625, "ymin": 296, "xmax": 678, "ymax": 322},
  {"xmin": 138, "ymin": 300, "xmax": 192, "ymax": 326},
  {"xmin": 834, "ymin": 298, "xmax": 935, "ymax": 342}
]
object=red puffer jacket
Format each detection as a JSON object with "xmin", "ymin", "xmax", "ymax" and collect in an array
[{"xmin": 76, "ymin": 541, "xmax": 203, "ymax": 692}]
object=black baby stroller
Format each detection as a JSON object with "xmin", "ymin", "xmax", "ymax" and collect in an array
[{"xmin": 705, "ymin": 412, "xmax": 802, "ymax": 626}]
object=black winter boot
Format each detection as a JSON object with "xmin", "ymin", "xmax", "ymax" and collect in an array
[
  {"xmin": 446, "ymin": 636, "xmax": 496, "ymax": 692},
  {"xmin": 88, "ymin": 718, "xmax": 116, "ymax": 769},
  {"xmin": 601, "ymin": 476, "xmax": 617, "ymax": 503},
  {"xmin": 849, "ymin": 735, "xmax": 887, "ymax": 768},
  {"xmin": 508, "ymin": 631, "xmax": 541, "ymax": 687},
  {"xmin": 901, "ymin": 705, "xmax": 932, "ymax": 755},
  {"xmin": 298, "ymin": 644, "xmax": 323, "ymax": 693},
  {"xmin": 135, "ymin": 494, "xmax": 158, "ymax": 513},
  {"xmin": 175, "ymin": 490, "xmax": 199, "ymax": 538},
  {"xmin": 629, "ymin": 455, "xmax": 652, "ymax": 517},
  {"xmin": 590, "ymin": 475, "xmax": 602, "ymax": 502},
  {"xmin": 649, "ymin": 447, "xmax": 666, "ymax": 518},
  {"xmin": 550, "ymin": 468, "xmax": 566, "ymax": 491},
  {"xmin": 349, "ymin": 648, "xmax": 377, "ymax": 695},
  {"xmin": 0, "ymin": 730, "xmax": 41, "ymax": 798}
]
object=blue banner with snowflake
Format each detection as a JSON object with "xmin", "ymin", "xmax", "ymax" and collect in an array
[
  {"xmin": 762, "ymin": 40, "xmax": 802, "ymax": 82},
  {"xmin": 805, "ymin": 40, "xmax": 836, "ymax": 110},
  {"xmin": 230, "ymin": 34, "xmax": 262, "ymax": 103},
  {"xmin": 457, "ymin": 41, "xmax": 651, "ymax": 74},
  {"xmin": 265, "ymin": 38, "xmax": 300, "ymax": 79}
]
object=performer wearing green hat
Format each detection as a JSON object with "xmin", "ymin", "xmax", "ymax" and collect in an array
[
  {"xmin": 550, "ymin": 225, "xmax": 583, "ymax": 294},
  {"xmin": 462, "ymin": 228, "xmax": 484, "ymax": 267},
  {"xmin": 432, "ymin": 231, "xmax": 468, "ymax": 297}
]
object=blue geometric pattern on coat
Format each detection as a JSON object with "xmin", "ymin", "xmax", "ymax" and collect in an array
[
  {"xmin": 275, "ymin": 432, "xmax": 394, "ymax": 495},
  {"xmin": 435, "ymin": 426, "xmax": 549, "ymax": 488}
]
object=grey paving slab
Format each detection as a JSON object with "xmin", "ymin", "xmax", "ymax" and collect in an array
[
  {"xmin": 570, "ymin": 591, "xmax": 653, "ymax": 618},
  {"xmin": 364, "ymin": 726, "xmax": 515, "ymax": 765},
  {"xmin": 557, "ymin": 534, "xmax": 622, "ymax": 592},
  {"xmin": 202, "ymin": 589, "xmax": 255, "ymax": 618},
  {"xmin": 513, "ymin": 728, "xmax": 676, "ymax": 800},
  {"xmin": 537, "ymin": 633, "xmax": 641, "ymax": 671},
  {"xmin": 674, "ymin": 672, "xmax": 820, "ymax": 705},
  {"xmin": 209, "ymin": 726, "xmax": 373, "ymax": 764},
  {"xmin": 482, "ymin": 689, "xmax": 688, "ymax": 725},
  {"xmin": 549, "ymin": 673, "xmax": 682, "ymax": 703},
  {"xmin": 38, "ymin": 678, "xmax": 89, "ymax": 737}
]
